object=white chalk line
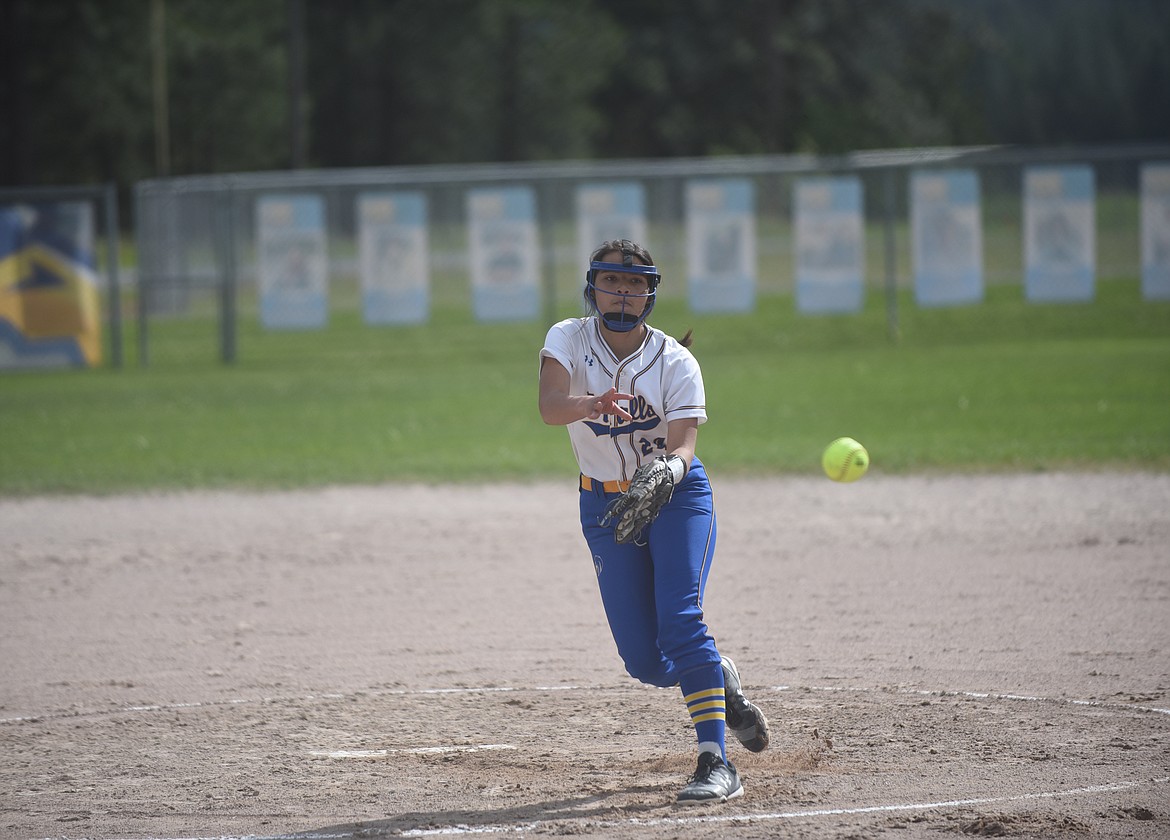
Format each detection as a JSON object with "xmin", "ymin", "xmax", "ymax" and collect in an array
[
  {"xmin": 12, "ymin": 684, "xmax": 1168, "ymax": 839},
  {"xmin": 770, "ymin": 684, "xmax": 1170, "ymax": 716},
  {"xmin": 405, "ymin": 777, "xmax": 1170, "ymax": 836},
  {"xmin": 0, "ymin": 686, "xmax": 581, "ymax": 726},
  {"xmin": 28, "ymin": 776, "xmax": 1170, "ymax": 840},
  {"xmin": 401, "ymin": 777, "xmax": 1170, "ymax": 837},
  {"xmin": 310, "ymin": 744, "xmax": 515, "ymax": 759},
  {"xmin": 5, "ymin": 681, "xmax": 1166, "ymax": 727}
]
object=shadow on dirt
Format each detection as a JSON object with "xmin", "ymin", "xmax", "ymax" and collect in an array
[{"xmin": 299, "ymin": 785, "xmax": 671, "ymax": 837}]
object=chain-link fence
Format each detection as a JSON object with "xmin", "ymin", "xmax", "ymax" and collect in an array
[{"xmin": 133, "ymin": 143, "xmax": 1170, "ymax": 365}]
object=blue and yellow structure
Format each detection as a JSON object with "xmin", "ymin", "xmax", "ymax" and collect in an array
[{"xmin": 0, "ymin": 204, "xmax": 101, "ymax": 368}]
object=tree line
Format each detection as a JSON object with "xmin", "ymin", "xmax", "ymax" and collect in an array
[{"xmin": 1, "ymin": 0, "xmax": 1167, "ymax": 198}]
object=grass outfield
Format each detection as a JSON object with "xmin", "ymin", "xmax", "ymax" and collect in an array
[{"xmin": 1, "ymin": 280, "xmax": 1167, "ymax": 495}]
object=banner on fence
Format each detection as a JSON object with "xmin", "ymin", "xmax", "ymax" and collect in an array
[
  {"xmin": 257, "ymin": 194, "xmax": 328, "ymax": 329},
  {"xmin": 794, "ymin": 176, "xmax": 864, "ymax": 314},
  {"xmin": 576, "ymin": 183, "xmax": 647, "ymax": 269},
  {"xmin": 1024, "ymin": 166, "xmax": 1096, "ymax": 302},
  {"xmin": 1141, "ymin": 163, "xmax": 1170, "ymax": 301},
  {"xmin": 0, "ymin": 201, "xmax": 101, "ymax": 369},
  {"xmin": 912, "ymin": 169, "xmax": 984, "ymax": 307},
  {"xmin": 358, "ymin": 192, "xmax": 429, "ymax": 325},
  {"xmin": 468, "ymin": 187, "xmax": 540, "ymax": 322},
  {"xmin": 686, "ymin": 179, "xmax": 756, "ymax": 313}
]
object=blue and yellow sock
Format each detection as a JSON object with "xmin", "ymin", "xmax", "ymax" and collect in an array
[{"xmin": 680, "ymin": 663, "xmax": 727, "ymax": 760}]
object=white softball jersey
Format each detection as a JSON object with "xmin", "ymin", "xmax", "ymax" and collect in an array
[{"xmin": 540, "ymin": 316, "xmax": 707, "ymax": 483}]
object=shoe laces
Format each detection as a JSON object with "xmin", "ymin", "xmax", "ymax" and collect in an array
[{"xmin": 691, "ymin": 751, "xmax": 723, "ymax": 781}]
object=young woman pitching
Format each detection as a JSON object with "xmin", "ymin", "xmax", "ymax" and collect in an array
[{"xmin": 537, "ymin": 239, "xmax": 770, "ymax": 805}]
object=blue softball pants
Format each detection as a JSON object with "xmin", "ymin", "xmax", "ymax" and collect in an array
[{"xmin": 579, "ymin": 457, "xmax": 721, "ymax": 687}]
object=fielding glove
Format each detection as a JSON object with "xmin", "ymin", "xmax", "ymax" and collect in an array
[{"xmin": 599, "ymin": 455, "xmax": 687, "ymax": 544}]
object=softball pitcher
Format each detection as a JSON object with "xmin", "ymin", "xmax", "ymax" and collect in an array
[{"xmin": 538, "ymin": 239, "xmax": 770, "ymax": 805}]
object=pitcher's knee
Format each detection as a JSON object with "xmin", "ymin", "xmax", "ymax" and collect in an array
[{"xmin": 622, "ymin": 656, "xmax": 676, "ymax": 688}]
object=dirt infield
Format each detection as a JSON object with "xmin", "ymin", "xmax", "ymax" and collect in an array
[{"xmin": 2, "ymin": 473, "xmax": 1168, "ymax": 840}]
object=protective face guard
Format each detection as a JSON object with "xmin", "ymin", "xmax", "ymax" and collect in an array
[{"xmin": 585, "ymin": 261, "xmax": 661, "ymax": 332}]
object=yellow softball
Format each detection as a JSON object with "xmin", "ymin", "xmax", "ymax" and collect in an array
[{"xmin": 822, "ymin": 437, "xmax": 869, "ymax": 483}]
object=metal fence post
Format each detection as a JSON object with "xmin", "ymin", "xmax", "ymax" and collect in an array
[
  {"xmin": 102, "ymin": 183, "xmax": 123, "ymax": 368},
  {"xmin": 883, "ymin": 168, "xmax": 900, "ymax": 344},
  {"xmin": 134, "ymin": 186, "xmax": 151, "ymax": 367},
  {"xmin": 540, "ymin": 181, "xmax": 557, "ymax": 326},
  {"xmin": 218, "ymin": 184, "xmax": 238, "ymax": 364}
]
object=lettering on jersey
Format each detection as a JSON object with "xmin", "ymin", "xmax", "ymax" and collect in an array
[
  {"xmin": 585, "ymin": 353, "xmax": 594, "ymax": 367},
  {"xmin": 583, "ymin": 394, "xmax": 661, "ymax": 437}
]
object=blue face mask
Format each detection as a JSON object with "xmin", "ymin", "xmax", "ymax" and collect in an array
[{"xmin": 584, "ymin": 260, "xmax": 661, "ymax": 332}]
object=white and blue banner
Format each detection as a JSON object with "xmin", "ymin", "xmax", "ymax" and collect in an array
[
  {"xmin": 686, "ymin": 179, "xmax": 756, "ymax": 313},
  {"xmin": 794, "ymin": 176, "xmax": 864, "ymax": 314},
  {"xmin": 467, "ymin": 187, "xmax": 540, "ymax": 322},
  {"xmin": 358, "ymin": 192, "xmax": 429, "ymax": 325},
  {"xmin": 1024, "ymin": 166, "xmax": 1096, "ymax": 303},
  {"xmin": 257, "ymin": 194, "xmax": 328, "ymax": 329},
  {"xmin": 1141, "ymin": 163, "xmax": 1170, "ymax": 301},
  {"xmin": 576, "ymin": 182, "xmax": 647, "ymax": 268},
  {"xmin": 912, "ymin": 169, "xmax": 983, "ymax": 307}
]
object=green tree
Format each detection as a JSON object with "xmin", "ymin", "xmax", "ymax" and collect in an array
[
  {"xmin": 165, "ymin": 0, "xmax": 289, "ymax": 175},
  {"xmin": 0, "ymin": 0, "xmax": 291, "ymax": 189},
  {"xmin": 2, "ymin": 0, "xmax": 1168, "ymax": 195},
  {"xmin": 586, "ymin": 0, "xmax": 982, "ymax": 157},
  {"xmin": 304, "ymin": 0, "xmax": 621, "ymax": 166},
  {"xmin": 0, "ymin": 0, "xmax": 154, "ymax": 187},
  {"xmin": 962, "ymin": 0, "xmax": 1170, "ymax": 145}
]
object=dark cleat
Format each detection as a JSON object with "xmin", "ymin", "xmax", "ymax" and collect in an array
[
  {"xmin": 722, "ymin": 656, "xmax": 771, "ymax": 753},
  {"xmin": 677, "ymin": 751, "xmax": 744, "ymax": 805}
]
